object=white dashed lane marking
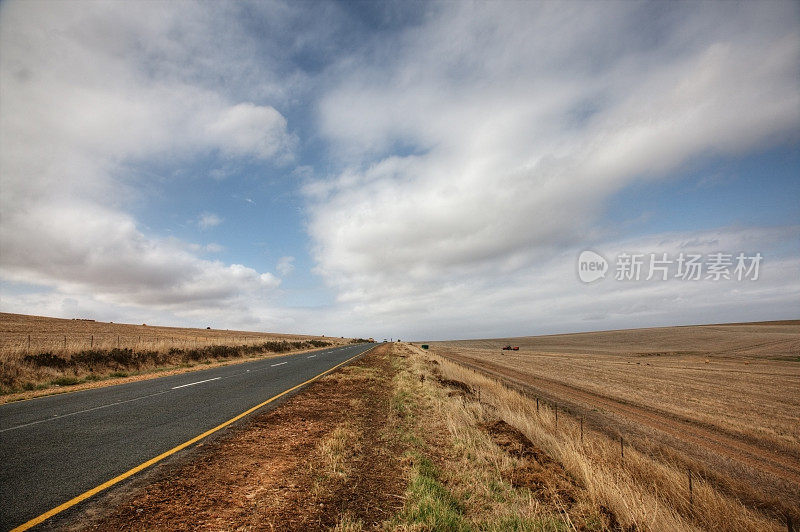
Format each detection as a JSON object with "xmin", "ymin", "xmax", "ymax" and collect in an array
[{"xmin": 172, "ymin": 377, "xmax": 222, "ymax": 390}]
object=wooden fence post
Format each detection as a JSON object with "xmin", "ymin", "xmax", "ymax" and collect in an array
[
  {"xmin": 64, "ymin": 335, "xmax": 67, "ymax": 349},
  {"xmin": 27, "ymin": 334, "xmax": 31, "ymax": 350},
  {"xmin": 91, "ymin": 335, "xmax": 93, "ymax": 348},
  {"xmin": 620, "ymin": 436, "xmax": 624, "ymax": 459},
  {"xmin": 536, "ymin": 397, "xmax": 539, "ymax": 413},
  {"xmin": 688, "ymin": 469, "xmax": 693, "ymax": 507}
]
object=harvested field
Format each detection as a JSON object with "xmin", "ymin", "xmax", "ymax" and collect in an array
[
  {"xmin": 0, "ymin": 312, "xmax": 351, "ymax": 397},
  {"xmin": 0, "ymin": 313, "xmax": 344, "ymax": 354},
  {"xmin": 424, "ymin": 321, "xmax": 800, "ymax": 523}
]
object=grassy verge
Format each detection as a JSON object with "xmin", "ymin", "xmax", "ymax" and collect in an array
[{"xmin": 387, "ymin": 344, "xmax": 594, "ymax": 531}]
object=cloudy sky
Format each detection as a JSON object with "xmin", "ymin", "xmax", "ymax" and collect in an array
[{"xmin": 1, "ymin": 1, "xmax": 798, "ymax": 340}]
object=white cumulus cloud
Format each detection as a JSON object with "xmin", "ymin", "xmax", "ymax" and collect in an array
[
  {"xmin": 304, "ymin": 1, "xmax": 800, "ymax": 338},
  {"xmin": 0, "ymin": 1, "xmax": 290, "ymax": 318}
]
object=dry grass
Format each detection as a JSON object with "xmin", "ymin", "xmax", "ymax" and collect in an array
[
  {"xmin": 317, "ymin": 422, "xmax": 361, "ymax": 480},
  {"xmin": 418, "ymin": 345, "xmax": 786, "ymax": 531},
  {"xmin": 333, "ymin": 513, "xmax": 365, "ymax": 532},
  {"xmin": 0, "ymin": 312, "xmax": 353, "ymax": 395},
  {"xmin": 392, "ymin": 343, "xmax": 587, "ymax": 530}
]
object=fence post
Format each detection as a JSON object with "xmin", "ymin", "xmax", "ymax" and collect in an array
[
  {"xmin": 64, "ymin": 335, "xmax": 67, "ymax": 349},
  {"xmin": 620, "ymin": 436, "xmax": 624, "ymax": 459},
  {"xmin": 91, "ymin": 335, "xmax": 93, "ymax": 348},
  {"xmin": 555, "ymin": 405, "xmax": 558, "ymax": 428},
  {"xmin": 688, "ymin": 469, "xmax": 693, "ymax": 507},
  {"xmin": 117, "ymin": 335, "xmax": 120, "ymax": 348},
  {"xmin": 27, "ymin": 334, "xmax": 31, "ymax": 350},
  {"xmin": 536, "ymin": 397, "xmax": 539, "ymax": 413}
]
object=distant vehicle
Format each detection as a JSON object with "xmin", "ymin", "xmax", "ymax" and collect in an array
[{"xmin": 502, "ymin": 345, "xmax": 519, "ymax": 351}]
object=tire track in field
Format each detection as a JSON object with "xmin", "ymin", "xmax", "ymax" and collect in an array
[{"xmin": 439, "ymin": 350, "xmax": 800, "ymax": 488}]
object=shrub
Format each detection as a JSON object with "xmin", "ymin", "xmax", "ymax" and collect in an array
[
  {"xmin": 24, "ymin": 352, "xmax": 69, "ymax": 370},
  {"xmin": 71, "ymin": 349, "xmax": 108, "ymax": 369},
  {"xmin": 309, "ymin": 339, "xmax": 331, "ymax": 348}
]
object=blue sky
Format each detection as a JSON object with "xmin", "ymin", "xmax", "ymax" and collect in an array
[{"xmin": 1, "ymin": 1, "xmax": 798, "ymax": 340}]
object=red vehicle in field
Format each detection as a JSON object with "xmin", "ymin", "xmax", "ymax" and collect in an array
[{"xmin": 502, "ymin": 345, "xmax": 519, "ymax": 351}]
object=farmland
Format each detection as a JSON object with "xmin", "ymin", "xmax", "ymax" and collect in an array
[
  {"xmin": 0, "ymin": 312, "xmax": 352, "ymax": 398},
  {"xmin": 423, "ymin": 321, "xmax": 800, "ymax": 527}
]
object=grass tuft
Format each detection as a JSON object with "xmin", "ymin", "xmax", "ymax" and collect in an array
[{"xmin": 397, "ymin": 452, "xmax": 470, "ymax": 531}]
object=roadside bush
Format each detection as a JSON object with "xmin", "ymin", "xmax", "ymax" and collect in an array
[
  {"xmin": 72, "ymin": 349, "xmax": 110, "ymax": 369},
  {"xmin": 204, "ymin": 345, "xmax": 240, "ymax": 359},
  {"xmin": 261, "ymin": 341, "xmax": 291, "ymax": 353},
  {"xmin": 308, "ymin": 340, "xmax": 330, "ymax": 348},
  {"xmin": 24, "ymin": 352, "xmax": 69, "ymax": 370}
]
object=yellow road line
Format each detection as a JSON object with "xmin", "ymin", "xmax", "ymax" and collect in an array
[{"xmin": 10, "ymin": 345, "xmax": 375, "ymax": 532}]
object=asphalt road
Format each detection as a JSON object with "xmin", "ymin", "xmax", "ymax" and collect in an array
[{"xmin": 0, "ymin": 343, "xmax": 375, "ymax": 530}]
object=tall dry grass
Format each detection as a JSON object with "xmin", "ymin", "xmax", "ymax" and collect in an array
[
  {"xmin": 1, "ymin": 331, "xmax": 342, "ymax": 359},
  {"xmin": 422, "ymin": 347, "xmax": 783, "ymax": 531}
]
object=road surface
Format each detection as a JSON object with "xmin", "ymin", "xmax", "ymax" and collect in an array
[{"xmin": 0, "ymin": 343, "xmax": 374, "ymax": 530}]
